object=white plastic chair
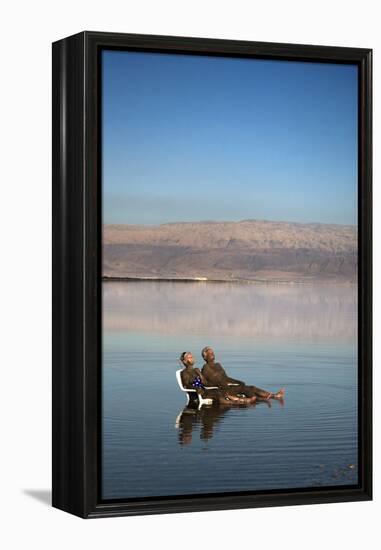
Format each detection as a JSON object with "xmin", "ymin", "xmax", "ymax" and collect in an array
[{"xmin": 176, "ymin": 369, "xmax": 219, "ymax": 409}]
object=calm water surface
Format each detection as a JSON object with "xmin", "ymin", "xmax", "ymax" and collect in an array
[{"xmin": 102, "ymin": 281, "xmax": 358, "ymax": 499}]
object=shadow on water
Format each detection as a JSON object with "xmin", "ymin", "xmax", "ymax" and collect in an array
[{"xmin": 175, "ymin": 400, "xmax": 281, "ymax": 446}]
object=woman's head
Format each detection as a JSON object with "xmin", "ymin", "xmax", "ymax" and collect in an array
[{"xmin": 180, "ymin": 351, "xmax": 195, "ymax": 367}]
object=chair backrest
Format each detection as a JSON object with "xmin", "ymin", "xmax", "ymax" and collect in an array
[{"xmin": 176, "ymin": 369, "xmax": 192, "ymax": 392}]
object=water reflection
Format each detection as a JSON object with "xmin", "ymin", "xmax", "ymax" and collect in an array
[
  {"xmin": 102, "ymin": 281, "xmax": 358, "ymax": 499},
  {"xmin": 175, "ymin": 400, "xmax": 280, "ymax": 446},
  {"xmin": 103, "ymin": 281, "xmax": 357, "ymax": 343}
]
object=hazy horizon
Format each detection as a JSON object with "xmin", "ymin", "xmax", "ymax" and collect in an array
[{"xmin": 103, "ymin": 217, "xmax": 358, "ymax": 227}]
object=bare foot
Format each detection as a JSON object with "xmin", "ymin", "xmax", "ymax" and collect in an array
[{"xmin": 273, "ymin": 388, "xmax": 285, "ymax": 400}]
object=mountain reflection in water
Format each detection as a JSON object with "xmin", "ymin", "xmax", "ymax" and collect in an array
[
  {"xmin": 103, "ymin": 281, "xmax": 357, "ymax": 343},
  {"xmin": 102, "ymin": 281, "xmax": 358, "ymax": 500}
]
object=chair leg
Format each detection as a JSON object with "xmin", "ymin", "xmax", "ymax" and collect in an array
[{"xmin": 198, "ymin": 396, "xmax": 213, "ymax": 409}]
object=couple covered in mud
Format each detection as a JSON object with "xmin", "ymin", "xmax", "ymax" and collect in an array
[{"xmin": 180, "ymin": 346, "xmax": 285, "ymax": 405}]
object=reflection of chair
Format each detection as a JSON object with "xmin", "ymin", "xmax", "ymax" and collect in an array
[
  {"xmin": 174, "ymin": 406, "xmax": 197, "ymax": 429},
  {"xmin": 176, "ymin": 369, "xmax": 219, "ymax": 409}
]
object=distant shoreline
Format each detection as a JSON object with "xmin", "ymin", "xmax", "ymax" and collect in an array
[{"xmin": 102, "ymin": 276, "xmax": 356, "ymax": 285}]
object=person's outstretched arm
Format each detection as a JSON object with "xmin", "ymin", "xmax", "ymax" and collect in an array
[
  {"xmin": 215, "ymin": 363, "xmax": 245, "ymax": 385},
  {"xmin": 201, "ymin": 364, "xmax": 220, "ymax": 385}
]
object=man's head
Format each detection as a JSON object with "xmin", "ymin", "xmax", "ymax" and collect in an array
[
  {"xmin": 180, "ymin": 351, "xmax": 195, "ymax": 367},
  {"xmin": 201, "ymin": 346, "xmax": 215, "ymax": 363}
]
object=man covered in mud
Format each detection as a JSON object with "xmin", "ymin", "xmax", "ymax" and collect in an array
[
  {"xmin": 201, "ymin": 346, "xmax": 285, "ymax": 401},
  {"xmin": 179, "ymin": 351, "xmax": 257, "ymax": 405}
]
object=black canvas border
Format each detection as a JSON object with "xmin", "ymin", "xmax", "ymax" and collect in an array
[{"xmin": 52, "ymin": 31, "xmax": 372, "ymax": 518}]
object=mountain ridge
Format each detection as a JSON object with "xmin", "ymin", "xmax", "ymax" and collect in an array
[{"xmin": 103, "ymin": 220, "xmax": 357, "ymax": 283}]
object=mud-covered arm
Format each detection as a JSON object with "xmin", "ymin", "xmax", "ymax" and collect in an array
[
  {"xmin": 180, "ymin": 370, "xmax": 193, "ymax": 389},
  {"xmin": 216, "ymin": 363, "xmax": 245, "ymax": 385},
  {"xmin": 194, "ymin": 367, "xmax": 209, "ymax": 385},
  {"xmin": 201, "ymin": 365, "xmax": 221, "ymax": 385}
]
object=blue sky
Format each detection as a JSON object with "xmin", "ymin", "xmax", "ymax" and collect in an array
[{"xmin": 102, "ymin": 50, "xmax": 358, "ymax": 225}]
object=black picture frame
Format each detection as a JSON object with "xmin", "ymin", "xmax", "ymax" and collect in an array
[{"xmin": 52, "ymin": 31, "xmax": 372, "ymax": 518}]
